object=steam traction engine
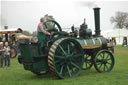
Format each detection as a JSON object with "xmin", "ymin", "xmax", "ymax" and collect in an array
[{"xmin": 18, "ymin": 8, "xmax": 115, "ymax": 79}]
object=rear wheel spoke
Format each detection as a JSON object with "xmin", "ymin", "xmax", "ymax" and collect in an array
[
  {"xmin": 55, "ymin": 60, "xmax": 61, "ymax": 64},
  {"xmin": 67, "ymin": 65, "xmax": 72, "ymax": 77},
  {"xmin": 68, "ymin": 44, "xmax": 70, "ymax": 54},
  {"xmin": 71, "ymin": 62, "xmax": 80, "ymax": 69},
  {"xmin": 54, "ymin": 55, "xmax": 65, "ymax": 59},
  {"xmin": 60, "ymin": 66, "xmax": 64, "ymax": 74},
  {"xmin": 57, "ymin": 62, "xmax": 64, "ymax": 67},
  {"xmin": 58, "ymin": 45, "xmax": 67, "ymax": 55}
]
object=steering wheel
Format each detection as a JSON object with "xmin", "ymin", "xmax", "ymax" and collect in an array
[{"xmin": 43, "ymin": 20, "xmax": 62, "ymax": 33}]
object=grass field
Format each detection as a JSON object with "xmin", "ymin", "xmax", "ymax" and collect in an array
[{"xmin": 0, "ymin": 46, "xmax": 128, "ymax": 85}]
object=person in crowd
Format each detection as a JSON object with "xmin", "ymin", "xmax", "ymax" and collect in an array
[
  {"xmin": 4, "ymin": 42, "xmax": 11, "ymax": 67},
  {"xmin": 122, "ymin": 39, "xmax": 127, "ymax": 47},
  {"xmin": 0, "ymin": 42, "xmax": 5, "ymax": 67}
]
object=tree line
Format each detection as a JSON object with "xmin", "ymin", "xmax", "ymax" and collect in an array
[{"xmin": 110, "ymin": 11, "xmax": 128, "ymax": 29}]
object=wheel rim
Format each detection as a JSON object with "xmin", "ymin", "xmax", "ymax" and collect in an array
[
  {"xmin": 48, "ymin": 38, "xmax": 84, "ymax": 79},
  {"xmin": 82, "ymin": 54, "xmax": 93, "ymax": 70},
  {"xmin": 94, "ymin": 50, "xmax": 114, "ymax": 72}
]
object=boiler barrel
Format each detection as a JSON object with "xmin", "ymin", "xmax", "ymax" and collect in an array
[{"xmin": 75, "ymin": 37, "xmax": 108, "ymax": 49}]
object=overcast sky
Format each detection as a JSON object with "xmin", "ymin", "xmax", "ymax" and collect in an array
[{"xmin": 1, "ymin": 0, "xmax": 128, "ymax": 34}]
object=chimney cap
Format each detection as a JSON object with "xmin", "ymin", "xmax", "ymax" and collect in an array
[{"xmin": 93, "ymin": 7, "xmax": 100, "ymax": 9}]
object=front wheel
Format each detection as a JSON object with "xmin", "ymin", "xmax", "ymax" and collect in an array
[{"xmin": 94, "ymin": 50, "xmax": 115, "ymax": 72}]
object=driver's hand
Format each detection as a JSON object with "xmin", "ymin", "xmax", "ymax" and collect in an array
[
  {"xmin": 47, "ymin": 32, "xmax": 51, "ymax": 35},
  {"xmin": 51, "ymin": 32, "xmax": 54, "ymax": 35},
  {"xmin": 46, "ymin": 29, "xmax": 48, "ymax": 32}
]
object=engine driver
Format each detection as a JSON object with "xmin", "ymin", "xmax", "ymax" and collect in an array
[{"xmin": 37, "ymin": 17, "xmax": 50, "ymax": 55}]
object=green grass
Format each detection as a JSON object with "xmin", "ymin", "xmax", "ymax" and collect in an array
[{"xmin": 0, "ymin": 46, "xmax": 128, "ymax": 85}]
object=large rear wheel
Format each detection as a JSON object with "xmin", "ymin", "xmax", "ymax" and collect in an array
[{"xmin": 48, "ymin": 38, "xmax": 84, "ymax": 79}]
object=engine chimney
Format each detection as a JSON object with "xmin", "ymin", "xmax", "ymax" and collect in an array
[{"xmin": 93, "ymin": 7, "xmax": 101, "ymax": 36}]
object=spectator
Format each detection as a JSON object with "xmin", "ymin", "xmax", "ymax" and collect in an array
[
  {"xmin": 0, "ymin": 42, "xmax": 5, "ymax": 67},
  {"xmin": 4, "ymin": 42, "xmax": 11, "ymax": 67},
  {"xmin": 122, "ymin": 39, "xmax": 127, "ymax": 47}
]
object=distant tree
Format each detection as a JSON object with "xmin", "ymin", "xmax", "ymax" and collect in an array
[
  {"xmin": 110, "ymin": 11, "xmax": 128, "ymax": 29},
  {"xmin": 23, "ymin": 31, "xmax": 31, "ymax": 36}
]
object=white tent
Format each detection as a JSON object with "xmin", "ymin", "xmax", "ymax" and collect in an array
[{"xmin": 102, "ymin": 28, "xmax": 128, "ymax": 45}]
